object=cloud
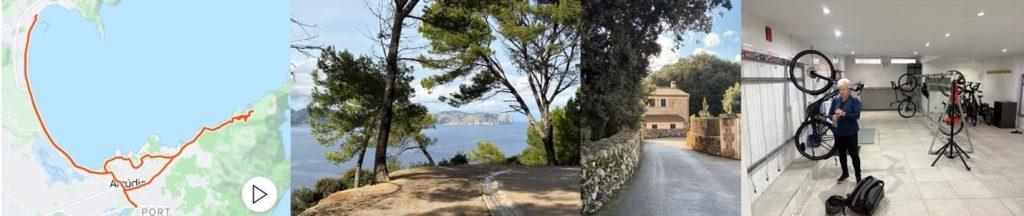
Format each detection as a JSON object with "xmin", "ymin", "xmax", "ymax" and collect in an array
[
  {"xmin": 648, "ymin": 34, "xmax": 680, "ymax": 71},
  {"xmin": 703, "ymin": 32, "xmax": 721, "ymax": 47},
  {"xmin": 692, "ymin": 47, "xmax": 717, "ymax": 56},
  {"xmin": 735, "ymin": 54, "xmax": 741, "ymax": 62},
  {"xmin": 290, "ymin": 58, "xmax": 318, "ymax": 110},
  {"xmin": 723, "ymin": 30, "xmax": 735, "ymax": 38}
]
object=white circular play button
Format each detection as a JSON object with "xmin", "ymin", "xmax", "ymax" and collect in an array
[{"xmin": 242, "ymin": 176, "xmax": 278, "ymax": 212}]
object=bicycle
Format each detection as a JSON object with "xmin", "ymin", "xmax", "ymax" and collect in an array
[
  {"xmin": 959, "ymin": 82, "xmax": 984, "ymax": 126},
  {"xmin": 889, "ymin": 80, "xmax": 918, "ymax": 118},
  {"xmin": 938, "ymin": 70, "xmax": 966, "ymax": 136},
  {"xmin": 787, "ymin": 50, "xmax": 863, "ymax": 160}
]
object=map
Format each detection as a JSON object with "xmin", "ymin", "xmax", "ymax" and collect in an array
[{"xmin": 2, "ymin": 0, "xmax": 290, "ymax": 215}]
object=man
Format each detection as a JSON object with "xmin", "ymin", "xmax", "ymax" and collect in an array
[{"xmin": 830, "ymin": 78, "xmax": 862, "ymax": 183}]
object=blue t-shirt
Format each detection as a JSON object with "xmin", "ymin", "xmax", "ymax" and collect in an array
[{"xmin": 829, "ymin": 96, "xmax": 861, "ymax": 137}]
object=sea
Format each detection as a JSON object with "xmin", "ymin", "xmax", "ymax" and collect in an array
[
  {"xmin": 290, "ymin": 122, "xmax": 530, "ymax": 189},
  {"xmin": 28, "ymin": 1, "xmax": 288, "ymax": 169}
]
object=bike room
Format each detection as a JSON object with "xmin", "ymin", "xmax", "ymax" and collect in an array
[{"xmin": 741, "ymin": 0, "xmax": 1024, "ymax": 215}]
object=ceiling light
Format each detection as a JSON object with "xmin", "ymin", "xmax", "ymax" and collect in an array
[
  {"xmin": 1003, "ymin": 48, "xmax": 1008, "ymax": 53},
  {"xmin": 845, "ymin": 44, "xmax": 850, "ymax": 48},
  {"xmin": 834, "ymin": 30, "xmax": 842, "ymax": 38},
  {"xmin": 925, "ymin": 42, "xmax": 931, "ymax": 47},
  {"xmin": 945, "ymin": 32, "xmax": 951, "ymax": 38},
  {"xmin": 850, "ymin": 51, "xmax": 856, "ymax": 54},
  {"xmin": 977, "ymin": 11, "xmax": 986, "ymax": 17},
  {"xmin": 822, "ymin": 6, "xmax": 831, "ymax": 15},
  {"xmin": 914, "ymin": 51, "xmax": 918, "ymax": 55}
]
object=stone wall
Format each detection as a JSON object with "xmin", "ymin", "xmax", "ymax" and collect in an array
[
  {"xmin": 642, "ymin": 128, "xmax": 687, "ymax": 139},
  {"xmin": 686, "ymin": 115, "xmax": 742, "ymax": 159},
  {"xmin": 581, "ymin": 131, "xmax": 642, "ymax": 215}
]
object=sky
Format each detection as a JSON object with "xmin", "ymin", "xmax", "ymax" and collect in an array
[
  {"xmin": 290, "ymin": 0, "xmax": 740, "ymax": 121},
  {"xmin": 649, "ymin": 0, "xmax": 742, "ymax": 72},
  {"xmin": 290, "ymin": 0, "xmax": 576, "ymax": 122}
]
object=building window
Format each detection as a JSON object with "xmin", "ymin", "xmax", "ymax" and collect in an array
[
  {"xmin": 652, "ymin": 124, "xmax": 658, "ymax": 129},
  {"xmin": 890, "ymin": 58, "xmax": 917, "ymax": 64},
  {"xmin": 854, "ymin": 58, "xmax": 882, "ymax": 64},
  {"xmin": 670, "ymin": 124, "xmax": 676, "ymax": 129},
  {"xmin": 646, "ymin": 98, "xmax": 655, "ymax": 107},
  {"xmin": 660, "ymin": 99, "xmax": 667, "ymax": 107}
]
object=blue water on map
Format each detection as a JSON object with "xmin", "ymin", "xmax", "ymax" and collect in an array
[
  {"xmin": 28, "ymin": 1, "xmax": 287, "ymax": 169},
  {"xmin": 291, "ymin": 123, "xmax": 530, "ymax": 189}
]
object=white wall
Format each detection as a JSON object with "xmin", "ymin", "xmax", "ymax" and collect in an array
[
  {"xmin": 843, "ymin": 57, "xmax": 917, "ymax": 88},
  {"xmin": 924, "ymin": 54, "xmax": 1024, "ymax": 128},
  {"xmin": 741, "ymin": 11, "xmax": 835, "ymax": 215}
]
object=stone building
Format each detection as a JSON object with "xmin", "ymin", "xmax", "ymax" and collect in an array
[{"xmin": 643, "ymin": 81, "xmax": 690, "ymax": 130}]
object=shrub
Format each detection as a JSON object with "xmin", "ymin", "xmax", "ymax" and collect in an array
[
  {"xmin": 505, "ymin": 155, "xmax": 521, "ymax": 165},
  {"xmin": 722, "ymin": 82, "xmax": 741, "ymax": 115},
  {"xmin": 520, "ymin": 105, "xmax": 581, "ymax": 166},
  {"xmin": 341, "ymin": 168, "xmax": 373, "ymax": 188},
  {"xmin": 438, "ymin": 152, "xmax": 469, "ymax": 166},
  {"xmin": 698, "ymin": 97, "xmax": 712, "ymax": 118},
  {"xmin": 314, "ymin": 177, "xmax": 348, "ymax": 198},
  {"xmin": 387, "ymin": 160, "xmax": 402, "ymax": 173},
  {"xmin": 291, "ymin": 187, "xmax": 322, "ymax": 215},
  {"xmin": 518, "ymin": 145, "xmax": 547, "ymax": 166},
  {"xmin": 468, "ymin": 140, "xmax": 506, "ymax": 164}
]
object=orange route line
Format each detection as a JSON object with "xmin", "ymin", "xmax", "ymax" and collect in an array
[{"xmin": 22, "ymin": 14, "xmax": 254, "ymax": 208}]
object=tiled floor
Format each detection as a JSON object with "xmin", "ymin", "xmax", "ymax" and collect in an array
[{"xmin": 752, "ymin": 111, "xmax": 1024, "ymax": 216}]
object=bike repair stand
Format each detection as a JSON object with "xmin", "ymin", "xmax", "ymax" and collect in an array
[
  {"xmin": 927, "ymin": 116, "xmax": 974, "ymax": 154},
  {"xmin": 930, "ymin": 117, "xmax": 971, "ymax": 170}
]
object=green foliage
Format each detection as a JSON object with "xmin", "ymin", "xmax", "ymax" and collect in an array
[
  {"xmin": 438, "ymin": 152, "xmax": 470, "ymax": 166},
  {"xmin": 518, "ymin": 143, "xmax": 547, "ymax": 166},
  {"xmin": 722, "ymin": 82, "xmax": 741, "ymax": 115},
  {"xmin": 306, "ymin": 47, "xmax": 435, "ymax": 178},
  {"xmin": 698, "ymin": 98, "xmax": 712, "ymax": 118},
  {"xmin": 520, "ymin": 99, "xmax": 581, "ymax": 166},
  {"xmin": 420, "ymin": 0, "xmax": 581, "ymax": 165},
  {"xmin": 469, "ymin": 141, "xmax": 507, "ymax": 164},
  {"xmin": 314, "ymin": 178, "xmax": 347, "ymax": 197},
  {"xmin": 290, "ymin": 167, "xmax": 373, "ymax": 214},
  {"xmin": 387, "ymin": 160, "xmax": 403, "ymax": 173},
  {"xmin": 558, "ymin": 98, "xmax": 582, "ymax": 165},
  {"xmin": 341, "ymin": 168, "xmax": 373, "ymax": 187},
  {"xmin": 418, "ymin": 0, "xmax": 580, "ymax": 107},
  {"xmin": 580, "ymin": 0, "xmax": 732, "ymax": 141},
  {"xmin": 291, "ymin": 187, "xmax": 320, "ymax": 215},
  {"xmin": 505, "ymin": 155, "xmax": 521, "ymax": 165},
  {"xmin": 647, "ymin": 53, "xmax": 740, "ymax": 117}
]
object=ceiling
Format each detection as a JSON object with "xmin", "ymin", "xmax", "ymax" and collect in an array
[{"xmin": 745, "ymin": 0, "xmax": 1024, "ymax": 63}]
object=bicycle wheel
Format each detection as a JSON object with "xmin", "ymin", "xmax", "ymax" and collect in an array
[
  {"xmin": 897, "ymin": 73, "xmax": 917, "ymax": 92},
  {"xmin": 794, "ymin": 118, "xmax": 838, "ymax": 160},
  {"xmin": 981, "ymin": 108, "xmax": 993, "ymax": 125},
  {"xmin": 897, "ymin": 100, "xmax": 917, "ymax": 118},
  {"xmin": 940, "ymin": 104, "xmax": 965, "ymax": 136},
  {"xmin": 965, "ymin": 104, "xmax": 978, "ymax": 126},
  {"xmin": 789, "ymin": 50, "xmax": 836, "ymax": 95}
]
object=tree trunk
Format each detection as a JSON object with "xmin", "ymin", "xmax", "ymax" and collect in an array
[
  {"xmin": 417, "ymin": 140, "xmax": 435, "ymax": 166},
  {"xmin": 373, "ymin": 0, "xmax": 417, "ymax": 183},
  {"xmin": 353, "ymin": 137, "xmax": 369, "ymax": 188},
  {"xmin": 540, "ymin": 114, "xmax": 558, "ymax": 166}
]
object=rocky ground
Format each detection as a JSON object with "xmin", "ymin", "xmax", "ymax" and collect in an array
[{"xmin": 299, "ymin": 164, "xmax": 580, "ymax": 216}]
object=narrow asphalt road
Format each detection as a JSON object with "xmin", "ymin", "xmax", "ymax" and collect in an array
[{"xmin": 611, "ymin": 138, "xmax": 740, "ymax": 216}]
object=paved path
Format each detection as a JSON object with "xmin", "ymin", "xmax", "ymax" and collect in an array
[{"xmin": 611, "ymin": 138, "xmax": 740, "ymax": 216}]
